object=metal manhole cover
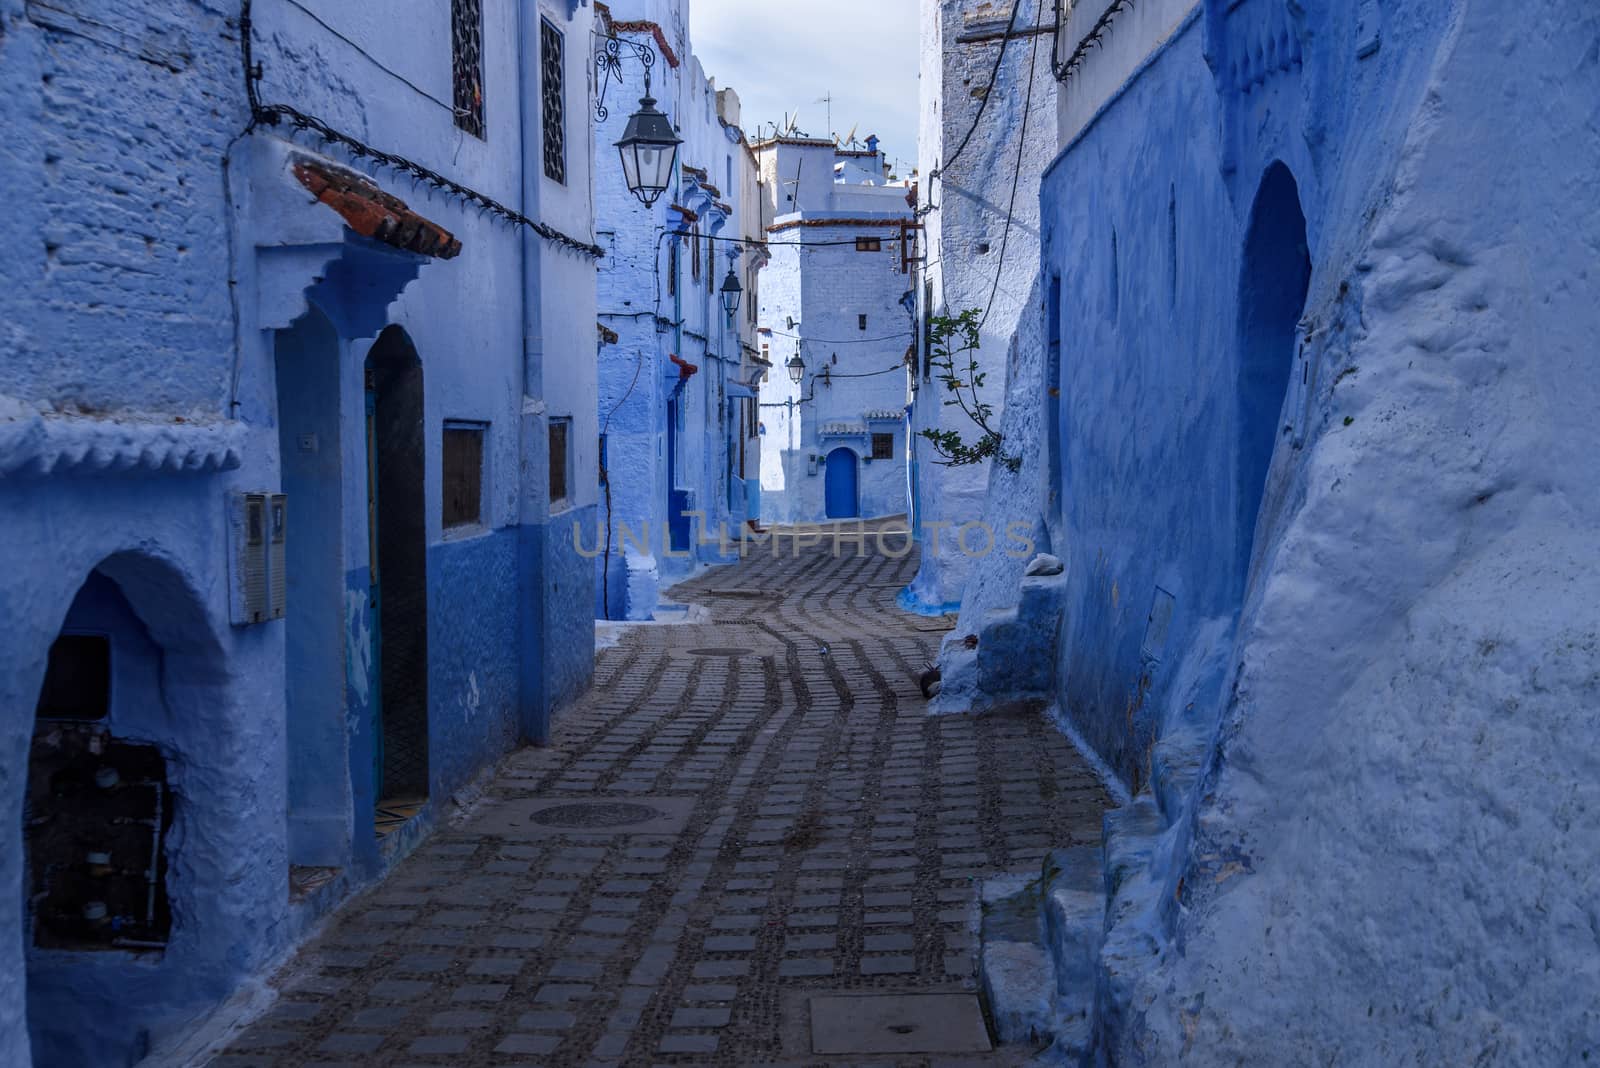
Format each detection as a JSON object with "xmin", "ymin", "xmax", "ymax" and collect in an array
[
  {"xmin": 686, "ymin": 646, "xmax": 755, "ymax": 657},
  {"xmin": 529, "ymin": 802, "xmax": 664, "ymax": 828}
]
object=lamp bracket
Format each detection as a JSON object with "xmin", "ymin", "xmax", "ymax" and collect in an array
[{"xmin": 595, "ymin": 34, "xmax": 658, "ymax": 123}]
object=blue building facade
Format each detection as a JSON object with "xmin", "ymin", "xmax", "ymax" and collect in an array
[
  {"xmin": 593, "ymin": 0, "xmax": 768, "ymax": 620},
  {"xmin": 754, "ymin": 136, "xmax": 916, "ymax": 526},
  {"xmin": 0, "ymin": 1, "xmax": 599, "ymax": 1062},
  {"xmin": 953, "ymin": 0, "xmax": 1600, "ymax": 1060}
]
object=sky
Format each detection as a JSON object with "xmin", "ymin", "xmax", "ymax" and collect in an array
[{"xmin": 689, "ymin": 0, "xmax": 921, "ymax": 175}]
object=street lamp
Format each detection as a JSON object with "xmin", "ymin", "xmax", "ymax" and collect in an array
[
  {"xmin": 596, "ymin": 36, "xmax": 682, "ymax": 208},
  {"xmin": 616, "ymin": 94, "xmax": 680, "ymax": 208},
  {"xmin": 786, "ymin": 349, "xmax": 806, "ymax": 384},
  {"xmin": 719, "ymin": 266, "xmax": 743, "ymax": 323}
]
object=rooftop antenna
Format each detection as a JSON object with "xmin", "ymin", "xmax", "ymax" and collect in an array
[{"xmin": 816, "ymin": 92, "xmax": 833, "ymax": 141}]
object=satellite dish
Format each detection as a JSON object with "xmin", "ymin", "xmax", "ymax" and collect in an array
[{"xmin": 843, "ymin": 123, "xmax": 859, "ymax": 148}]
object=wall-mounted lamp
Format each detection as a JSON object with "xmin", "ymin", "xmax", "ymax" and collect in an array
[
  {"xmin": 596, "ymin": 36, "xmax": 682, "ymax": 208},
  {"xmin": 720, "ymin": 266, "xmax": 743, "ymax": 323}
]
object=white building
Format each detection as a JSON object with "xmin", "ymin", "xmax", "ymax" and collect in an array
[
  {"xmin": 906, "ymin": 0, "xmax": 1058, "ymax": 613},
  {"xmin": 593, "ymin": 1, "xmax": 768, "ymax": 618},
  {"xmin": 754, "ymin": 136, "xmax": 916, "ymax": 524}
]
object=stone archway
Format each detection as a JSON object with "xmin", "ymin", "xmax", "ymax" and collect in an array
[
  {"xmin": 21, "ymin": 551, "xmax": 232, "ymax": 1067},
  {"xmin": 365, "ymin": 326, "xmax": 430, "ymax": 824},
  {"xmin": 1234, "ymin": 161, "xmax": 1311, "ymax": 597}
]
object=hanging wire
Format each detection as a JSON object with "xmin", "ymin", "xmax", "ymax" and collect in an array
[
  {"xmin": 978, "ymin": 0, "xmax": 1044, "ymax": 333},
  {"xmin": 240, "ymin": 0, "xmax": 604, "ymax": 258},
  {"xmin": 931, "ymin": 0, "xmax": 1023, "ymax": 180}
]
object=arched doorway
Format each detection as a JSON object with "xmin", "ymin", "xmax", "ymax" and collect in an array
[
  {"xmin": 1235, "ymin": 162, "xmax": 1310, "ymax": 595},
  {"xmin": 824, "ymin": 447, "xmax": 859, "ymax": 519},
  {"xmin": 22, "ymin": 552, "xmax": 232, "ymax": 1066},
  {"xmin": 275, "ymin": 306, "xmax": 347, "ymax": 865},
  {"xmin": 365, "ymin": 326, "xmax": 430, "ymax": 831}
]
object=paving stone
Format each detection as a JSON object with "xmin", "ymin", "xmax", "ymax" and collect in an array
[
  {"xmin": 216, "ymin": 536, "xmax": 1109, "ymax": 1065},
  {"xmin": 861, "ymin": 955, "xmax": 917, "ymax": 975},
  {"xmin": 496, "ymin": 1033, "xmax": 564, "ymax": 1055}
]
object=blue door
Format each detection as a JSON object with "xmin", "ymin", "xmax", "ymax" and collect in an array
[{"xmin": 824, "ymin": 448, "xmax": 859, "ymax": 519}]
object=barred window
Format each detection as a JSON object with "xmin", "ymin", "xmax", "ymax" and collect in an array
[
  {"xmin": 451, "ymin": 0, "xmax": 484, "ymax": 138},
  {"xmin": 540, "ymin": 18, "xmax": 566, "ymax": 183},
  {"xmin": 855, "ymin": 236, "xmax": 881, "ymax": 252},
  {"xmin": 443, "ymin": 422, "xmax": 486, "ymax": 528},
  {"xmin": 871, "ymin": 433, "xmax": 895, "ymax": 460},
  {"xmin": 549, "ymin": 418, "xmax": 570, "ymax": 505},
  {"xmin": 690, "ymin": 225, "xmax": 702, "ymax": 283}
]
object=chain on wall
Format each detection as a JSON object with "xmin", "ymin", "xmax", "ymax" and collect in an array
[{"xmin": 238, "ymin": 0, "xmax": 602, "ymax": 257}]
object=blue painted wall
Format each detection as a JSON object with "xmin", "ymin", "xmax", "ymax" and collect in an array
[
  {"xmin": 0, "ymin": 0, "xmax": 600, "ymax": 1061},
  {"xmin": 1020, "ymin": 0, "xmax": 1600, "ymax": 1060}
]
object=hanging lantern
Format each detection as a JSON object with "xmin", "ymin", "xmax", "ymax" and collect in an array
[
  {"xmin": 720, "ymin": 267, "xmax": 743, "ymax": 322},
  {"xmin": 616, "ymin": 93, "xmax": 681, "ymax": 207}
]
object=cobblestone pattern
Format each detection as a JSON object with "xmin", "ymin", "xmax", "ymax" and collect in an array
[{"xmin": 216, "ymin": 532, "xmax": 1109, "ymax": 1066}]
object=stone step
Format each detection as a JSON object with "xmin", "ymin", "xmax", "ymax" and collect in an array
[
  {"xmin": 977, "ymin": 850, "xmax": 1103, "ymax": 1066},
  {"xmin": 1149, "ymin": 717, "xmax": 1212, "ymax": 824}
]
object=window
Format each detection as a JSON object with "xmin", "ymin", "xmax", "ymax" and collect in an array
[
  {"xmin": 668, "ymin": 240, "xmax": 678, "ymax": 296},
  {"xmin": 549, "ymin": 418, "xmax": 570, "ymax": 504},
  {"xmin": 451, "ymin": 0, "xmax": 484, "ymax": 138},
  {"xmin": 855, "ymin": 236, "xmax": 882, "ymax": 252},
  {"xmin": 691, "ymin": 225, "xmax": 702, "ymax": 283},
  {"xmin": 706, "ymin": 232, "xmax": 715, "ymax": 290},
  {"xmin": 871, "ymin": 433, "xmax": 895, "ymax": 460},
  {"xmin": 858, "ymin": 314, "xmax": 868, "ymax": 331},
  {"xmin": 35, "ymin": 634, "xmax": 111, "ymax": 720},
  {"xmin": 443, "ymin": 422, "xmax": 486, "ymax": 528},
  {"xmin": 540, "ymin": 18, "xmax": 565, "ymax": 183}
]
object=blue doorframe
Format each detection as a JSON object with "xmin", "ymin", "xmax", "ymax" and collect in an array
[{"xmin": 824, "ymin": 447, "xmax": 859, "ymax": 519}]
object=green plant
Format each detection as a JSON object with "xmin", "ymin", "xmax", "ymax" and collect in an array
[{"xmin": 917, "ymin": 308, "xmax": 1021, "ymax": 472}]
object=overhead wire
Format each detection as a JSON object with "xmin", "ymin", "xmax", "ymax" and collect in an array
[
  {"xmin": 931, "ymin": 0, "xmax": 1022, "ymax": 180},
  {"xmin": 978, "ymin": 0, "xmax": 1043, "ymax": 333},
  {"xmin": 239, "ymin": 0, "xmax": 604, "ymax": 258}
]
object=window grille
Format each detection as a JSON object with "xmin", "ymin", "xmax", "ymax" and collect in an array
[
  {"xmin": 35, "ymin": 635, "xmax": 111, "ymax": 720},
  {"xmin": 855, "ymin": 236, "xmax": 882, "ymax": 252},
  {"xmin": 691, "ymin": 225, "xmax": 702, "ymax": 283},
  {"xmin": 540, "ymin": 19, "xmax": 566, "ymax": 183},
  {"xmin": 443, "ymin": 423, "xmax": 485, "ymax": 528},
  {"xmin": 668, "ymin": 240, "xmax": 678, "ymax": 296},
  {"xmin": 871, "ymin": 433, "xmax": 895, "ymax": 460},
  {"xmin": 549, "ymin": 418, "xmax": 570, "ymax": 504},
  {"xmin": 451, "ymin": 0, "xmax": 484, "ymax": 138}
]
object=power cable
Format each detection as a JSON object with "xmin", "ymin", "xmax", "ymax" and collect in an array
[
  {"xmin": 978, "ymin": 0, "xmax": 1042, "ymax": 333},
  {"xmin": 931, "ymin": 0, "xmax": 1022, "ymax": 180},
  {"xmin": 239, "ymin": 0, "xmax": 604, "ymax": 258}
]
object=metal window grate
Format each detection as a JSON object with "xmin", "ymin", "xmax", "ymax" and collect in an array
[
  {"xmin": 549, "ymin": 419, "xmax": 570, "ymax": 503},
  {"xmin": 541, "ymin": 19, "xmax": 566, "ymax": 183},
  {"xmin": 871, "ymin": 433, "xmax": 894, "ymax": 460},
  {"xmin": 452, "ymin": 0, "xmax": 484, "ymax": 138},
  {"xmin": 443, "ymin": 424, "xmax": 485, "ymax": 528},
  {"xmin": 856, "ymin": 236, "xmax": 882, "ymax": 252}
]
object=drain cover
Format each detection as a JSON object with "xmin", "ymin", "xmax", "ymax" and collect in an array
[
  {"xmin": 809, "ymin": 993, "xmax": 992, "ymax": 1055},
  {"xmin": 530, "ymin": 802, "xmax": 663, "ymax": 828},
  {"xmin": 687, "ymin": 647, "xmax": 754, "ymax": 657}
]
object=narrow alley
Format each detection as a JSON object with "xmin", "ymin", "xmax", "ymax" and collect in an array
[{"xmin": 215, "ymin": 531, "xmax": 1109, "ymax": 1066}]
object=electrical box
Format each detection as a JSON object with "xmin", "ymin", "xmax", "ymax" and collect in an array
[{"xmin": 228, "ymin": 492, "xmax": 287, "ymax": 625}]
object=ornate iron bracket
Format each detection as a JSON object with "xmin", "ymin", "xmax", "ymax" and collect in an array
[{"xmin": 594, "ymin": 34, "xmax": 658, "ymax": 123}]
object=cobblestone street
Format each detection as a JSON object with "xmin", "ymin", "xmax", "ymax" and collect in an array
[{"xmin": 217, "ymin": 533, "xmax": 1110, "ymax": 1066}]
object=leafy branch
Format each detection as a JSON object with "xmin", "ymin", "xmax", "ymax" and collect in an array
[{"xmin": 917, "ymin": 308, "xmax": 1021, "ymax": 472}]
